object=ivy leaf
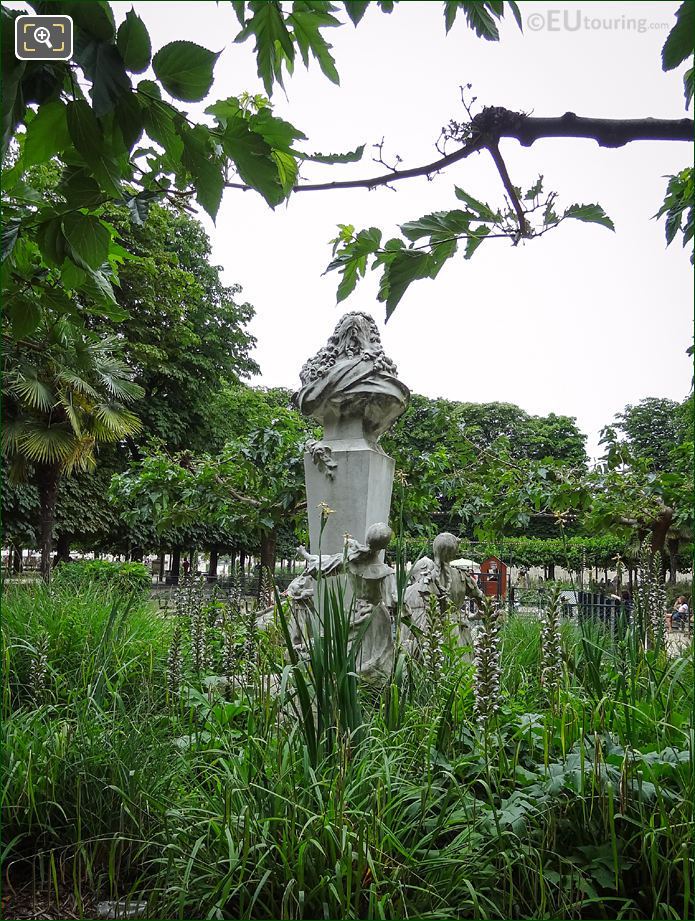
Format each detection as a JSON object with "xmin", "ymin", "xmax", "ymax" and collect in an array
[
  {"xmin": 662, "ymin": 1, "xmax": 695, "ymax": 72},
  {"xmin": 563, "ymin": 203, "xmax": 615, "ymax": 231},
  {"xmin": 62, "ymin": 213, "xmax": 111, "ymax": 271},
  {"xmin": 23, "ymin": 101, "xmax": 71, "ymax": 166},
  {"xmin": 299, "ymin": 144, "xmax": 365, "ymax": 164},
  {"xmin": 117, "ymin": 8, "xmax": 152, "ymax": 73},
  {"xmin": 288, "ymin": 4, "xmax": 341, "ymax": 84},
  {"xmin": 152, "ymin": 41, "xmax": 220, "ymax": 102},
  {"xmin": 234, "ymin": 1, "xmax": 295, "ymax": 96},
  {"xmin": 344, "ymin": 1, "xmax": 369, "ymax": 26}
]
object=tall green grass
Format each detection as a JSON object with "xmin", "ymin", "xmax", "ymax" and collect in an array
[{"xmin": 2, "ymin": 579, "xmax": 693, "ymax": 919}]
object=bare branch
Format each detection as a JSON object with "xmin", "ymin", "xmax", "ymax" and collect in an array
[{"xmin": 223, "ymin": 109, "xmax": 694, "ymax": 195}]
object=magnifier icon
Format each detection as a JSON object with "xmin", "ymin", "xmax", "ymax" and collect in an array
[{"xmin": 33, "ymin": 25, "xmax": 53, "ymax": 49}]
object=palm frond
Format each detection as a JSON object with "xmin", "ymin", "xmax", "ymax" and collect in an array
[
  {"xmin": 17, "ymin": 423, "xmax": 76, "ymax": 464},
  {"xmin": 63, "ymin": 435, "xmax": 97, "ymax": 474},
  {"xmin": 11, "ymin": 374, "xmax": 56, "ymax": 412},
  {"xmin": 90, "ymin": 403, "xmax": 142, "ymax": 438},
  {"xmin": 61, "ymin": 394, "xmax": 83, "ymax": 438},
  {"xmin": 1, "ymin": 419, "xmax": 24, "ymax": 456},
  {"xmin": 56, "ymin": 370, "xmax": 99, "ymax": 399}
]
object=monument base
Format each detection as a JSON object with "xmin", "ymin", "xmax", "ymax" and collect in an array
[{"xmin": 304, "ymin": 442, "xmax": 395, "ymax": 556}]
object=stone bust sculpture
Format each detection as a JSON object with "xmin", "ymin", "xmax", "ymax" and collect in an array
[{"xmin": 294, "ymin": 312, "xmax": 409, "ymax": 445}]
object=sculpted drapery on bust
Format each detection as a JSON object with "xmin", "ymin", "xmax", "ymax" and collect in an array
[{"xmin": 295, "ymin": 312, "xmax": 410, "ymax": 444}]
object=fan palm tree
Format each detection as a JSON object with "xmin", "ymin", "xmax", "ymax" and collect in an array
[{"xmin": 3, "ymin": 316, "xmax": 144, "ymax": 581}]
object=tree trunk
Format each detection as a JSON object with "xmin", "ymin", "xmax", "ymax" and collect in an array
[
  {"xmin": 171, "ymin": 546, "xmax": 181, "ymax": 584},
  {"xmin": 239, "ymin": 550, "xmax": 246, "ymax": 571},
  {"xmin": 131, "ymin": 546, "xmax": 144, "ymax": 562},
  {"xmin": 259, "ymin": 530, "xmax": 277, "ymax": 601},
  {"xmin": 667, "ymin": 537, "xmax": 679, "ymax": 583},
  {"xmin": 547, "ymin": 562, "xmax": 555, "ymax": 581},
  {"xmin": 650, "ymin": 508, "xmax": 673, "ymax": 556},
  {"xmin": 36, "ymin": 462, "xmax": 60, "ymax": 583},
  {"xmin": 159, "ymin": 549, "xmax": 165, "ymax": 581},
  {"xmin": 12, "ymin": 545, "xmax": 22, "ymax": 574},
  {"xmin": 208, "ymin": 545, "xmax": 219, "ymax": 582},
  {"xmin": 56, "ymin": 533, "xmax": 71, "ymax": 565},
  {"xmin": 230, "ymin": 548, "xmax": 237, "ymax": 570}
]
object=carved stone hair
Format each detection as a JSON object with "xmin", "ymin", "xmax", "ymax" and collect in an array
[{"xmin": 299, "ymin": 311, "xmax": 398, "ymax": 385}]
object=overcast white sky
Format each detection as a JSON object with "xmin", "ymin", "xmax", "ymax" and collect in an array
[{"xmin": 117, "ymin": 2, "xmax": 692, "ymax": 457}]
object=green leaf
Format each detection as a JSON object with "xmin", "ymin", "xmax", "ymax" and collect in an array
[
  {"xmin": 67, "ymin": 99, "xmax": 103, "ymax": 162},
  {"xmin": 249, "ymin": 109, "xmax": 307, "ymax": 150},
  {"xmin": 143, "ymin": 98, "xmax": 183, "ymax": 161},
  {"xmin": 117, "ymin": 8, "xmax": 152, "ymax": 73},
  {"xmin": 62, "ymin": 213, "xmax": 111, "ymax": 271},
  {"xmin": 662, "ymin": 1, "xmax": 695, "ymax": 71},
  {"xmin": 400, "ymin": 209, "xmax": 472, "ymax": 242},
  {"xmin": 67, "ymin": 0, "xmax": 116, "ymax": 41},
  {"xmin": 464, "ymin": 225, "xmax": 490, "ymax": 258},
  {"xmin": 288, "ymin": 5, "xmax": 341, "ymax": 84},
  {"xmin": 78, "ymin": 271, "xmax": 127, "ymax": 318},
  {"xmin": 152, "ymin": 40, "xmax": 220, "ymax": 102},
  {"xmin": 235, "ymin": 1, "xmax": 295, "ymax": 96},
  {"xmin": 378, "ymin": 250, "xmax": 432, "ymax": 320},
  {"xmin": 454, "ymin": 186, "xmax": 498, "ymax": 220},
  {"xmin": 114, "ymin": 91, "xmax": 144, "ymax": 150},
  {"xmin": 221, "ymin": 117, "xmax": 284, "ymax": 207},
  {"xmin": 344, "ymin": 1, "xmax": 369, "ymax": 26},
  {"xmin": 461, "ymin": 0, "xmax": 501, "ymax": 40},
  {"xmin": 7, "ymin": 296, "xmax": 41, "ymax": 339},
  {"xmin": 58, "ymin": 168, "xmax": 105, "ymax": 208},
  {"xmin": 563, "ymin": 203, "xmax": 615, "ymax": 231},
  {"xmin": 684, "ymin": 67, "xmax": 694, "ymax": 109},
  {"xmin": 300, "ymin": 144, "xmax": 365, "ymax": 164},
  {"xmin": 36, "ymin": 218, "xmax": 68, "ymax": 266},
  {"xmin": 23, "ymin": 102, "xmax": 71, "ymax": 166},
  {"xmin": 2, "ymin": 216, "xmax": 21, "ymax": 262},
  {"xmin": 324, "ymin": 226, "xmax": 382, "ymax": 302},
  {"xmin": 78, "ymin": 40, "xmax": 132, "ymax": 117},
  {"xmin": 123, "ymin": 190, "xmax": 160, "ymax": 226},
  {"xmin": 180, "ymin": 125, "xmax": 225, "ymax": 220}
]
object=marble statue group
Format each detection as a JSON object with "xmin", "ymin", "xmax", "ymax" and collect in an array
[{"xmin": 274, "ymin": 311, "xmax": 484, "ymax": 681}]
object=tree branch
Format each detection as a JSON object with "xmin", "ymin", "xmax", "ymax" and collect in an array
[
  {"xmin": 223, "ymin": 109, "xmax": 694, "ymax": 195},
  {"xmin": 486, "ymin": 141, "xmax": 528, "ymax": 237}
]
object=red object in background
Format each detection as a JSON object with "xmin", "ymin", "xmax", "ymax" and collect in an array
[{"xmin": 480, "ymin": 556, "xmax": 508, "ymax": 598}]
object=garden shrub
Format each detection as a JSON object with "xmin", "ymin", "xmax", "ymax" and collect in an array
[{"xmin": 52, "ymin": 559, "xmax": 151, "ymax": 597}]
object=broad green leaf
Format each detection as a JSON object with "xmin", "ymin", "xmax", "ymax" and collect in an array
[
  {"xmin": 62, "ymin": 213, "xmax": 111, "ymax": 271},
  {"xmin": 662, "ymin": 1, "xmax": 694, "ymax": 71},
  {"xmin": 76, "ymin": 40, "xmax": 132, "ymax": 117},
  {"xmin": 143, "ymin": 98, "xmax": 184, "ymax": 161},
  {"xmin": 464, "ymin": 225, "xmax": 491, "ymax": 258},
  {"xmin": 7, "ymin": 296, "xmax": 41, "ymax": 339},
  {"xmin": 234, "ymin": 1, "xmax": 295, "ymax": 96},
  {"xmin": 684, "ymin": 67, "xmax": 694, "ymax": 109},
  {"xmin": 78, "ymin": 271, "xmax": 127, "ymax": 318},
  {"xmin": 137, "ymin": 78, "xmax": 161, "ymax": 100},
  {"xmin": 221, "ymin": 117, "xmax": 284, "ymax": 207},
  {"xmin": 180, "ymin": 124, "xmax": 225, "ymax": 220},
  {"xmin": 300, "ymin": 144, "xmax": 365, "ymax": 164},
  {"xmin": 117, "ymin": 8, "xmax": 152, "ymax": 73},
  {"xmin": 400, "ymin": 209, "xmax": 472, "ymax": 242},
  {"xmin": 272, "ymin": 149, "xmax": 298, "ymax": 195},
  {"xmin": 461, "ymin": 1, "xmax": 500, "ymax": 40},
  {"xmin": 2, "ymin": 216, "xmax": 21, "ymax": 262},
  {"xmin": 288, "ymin": 5, "xmax": 341, "ymax": 84},
  {"xmin": 324, "ymin": 226, "xmax": 382, "ymax": 302},
  {"xmin": 36, "ymin": 218, "xmax": 68, "ymax": 266},
  {"xmin": 454, "ymin": 186, "xmax": 497, "ymax": 220},
  {"xmin": 115, "ymin": 91, "xmax": 144, "ymax": 150},
  {"xmin": 58, "ymin": 168, "xmax": 105, "ymax": 208},
  {"xmin": 123, "ymin": 190, "xmax": 160, "ymax": 225},
  {"xmin": 344, "ymin": 1, "xmax": 369, "ymax": 26},
  {"xmin": 153, "ymin": 40, "xmax": 220, "ymax": 102},
  {"xmin": 67, "ymin": 99, "xmax": 104, "ymax": 162},
  {"xmin": 563, "ymin": 203, "xmax": 615, "ymax": 231},
  {"xmin": 23, "ymin": 101, "xmax": 71, "ymax": 166},
  {"xmin": 378, "ymin": 249, "xmax": 431, "ymax": 320},
  {"xmin": 2, "ymin": 8, "xmax": 26, "ymax": 157},
  {"xmin": 66, "ymin": 0, "xmax": 116, "ymax": 41},
  {"xmin": 249, "ymin": 109, "xmax": 307, "ymax": 150}
]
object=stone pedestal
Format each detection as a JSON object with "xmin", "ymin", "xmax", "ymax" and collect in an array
[{"xmin": 305, "ymin": 440, "xmax": 395, "ymax": 556}]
